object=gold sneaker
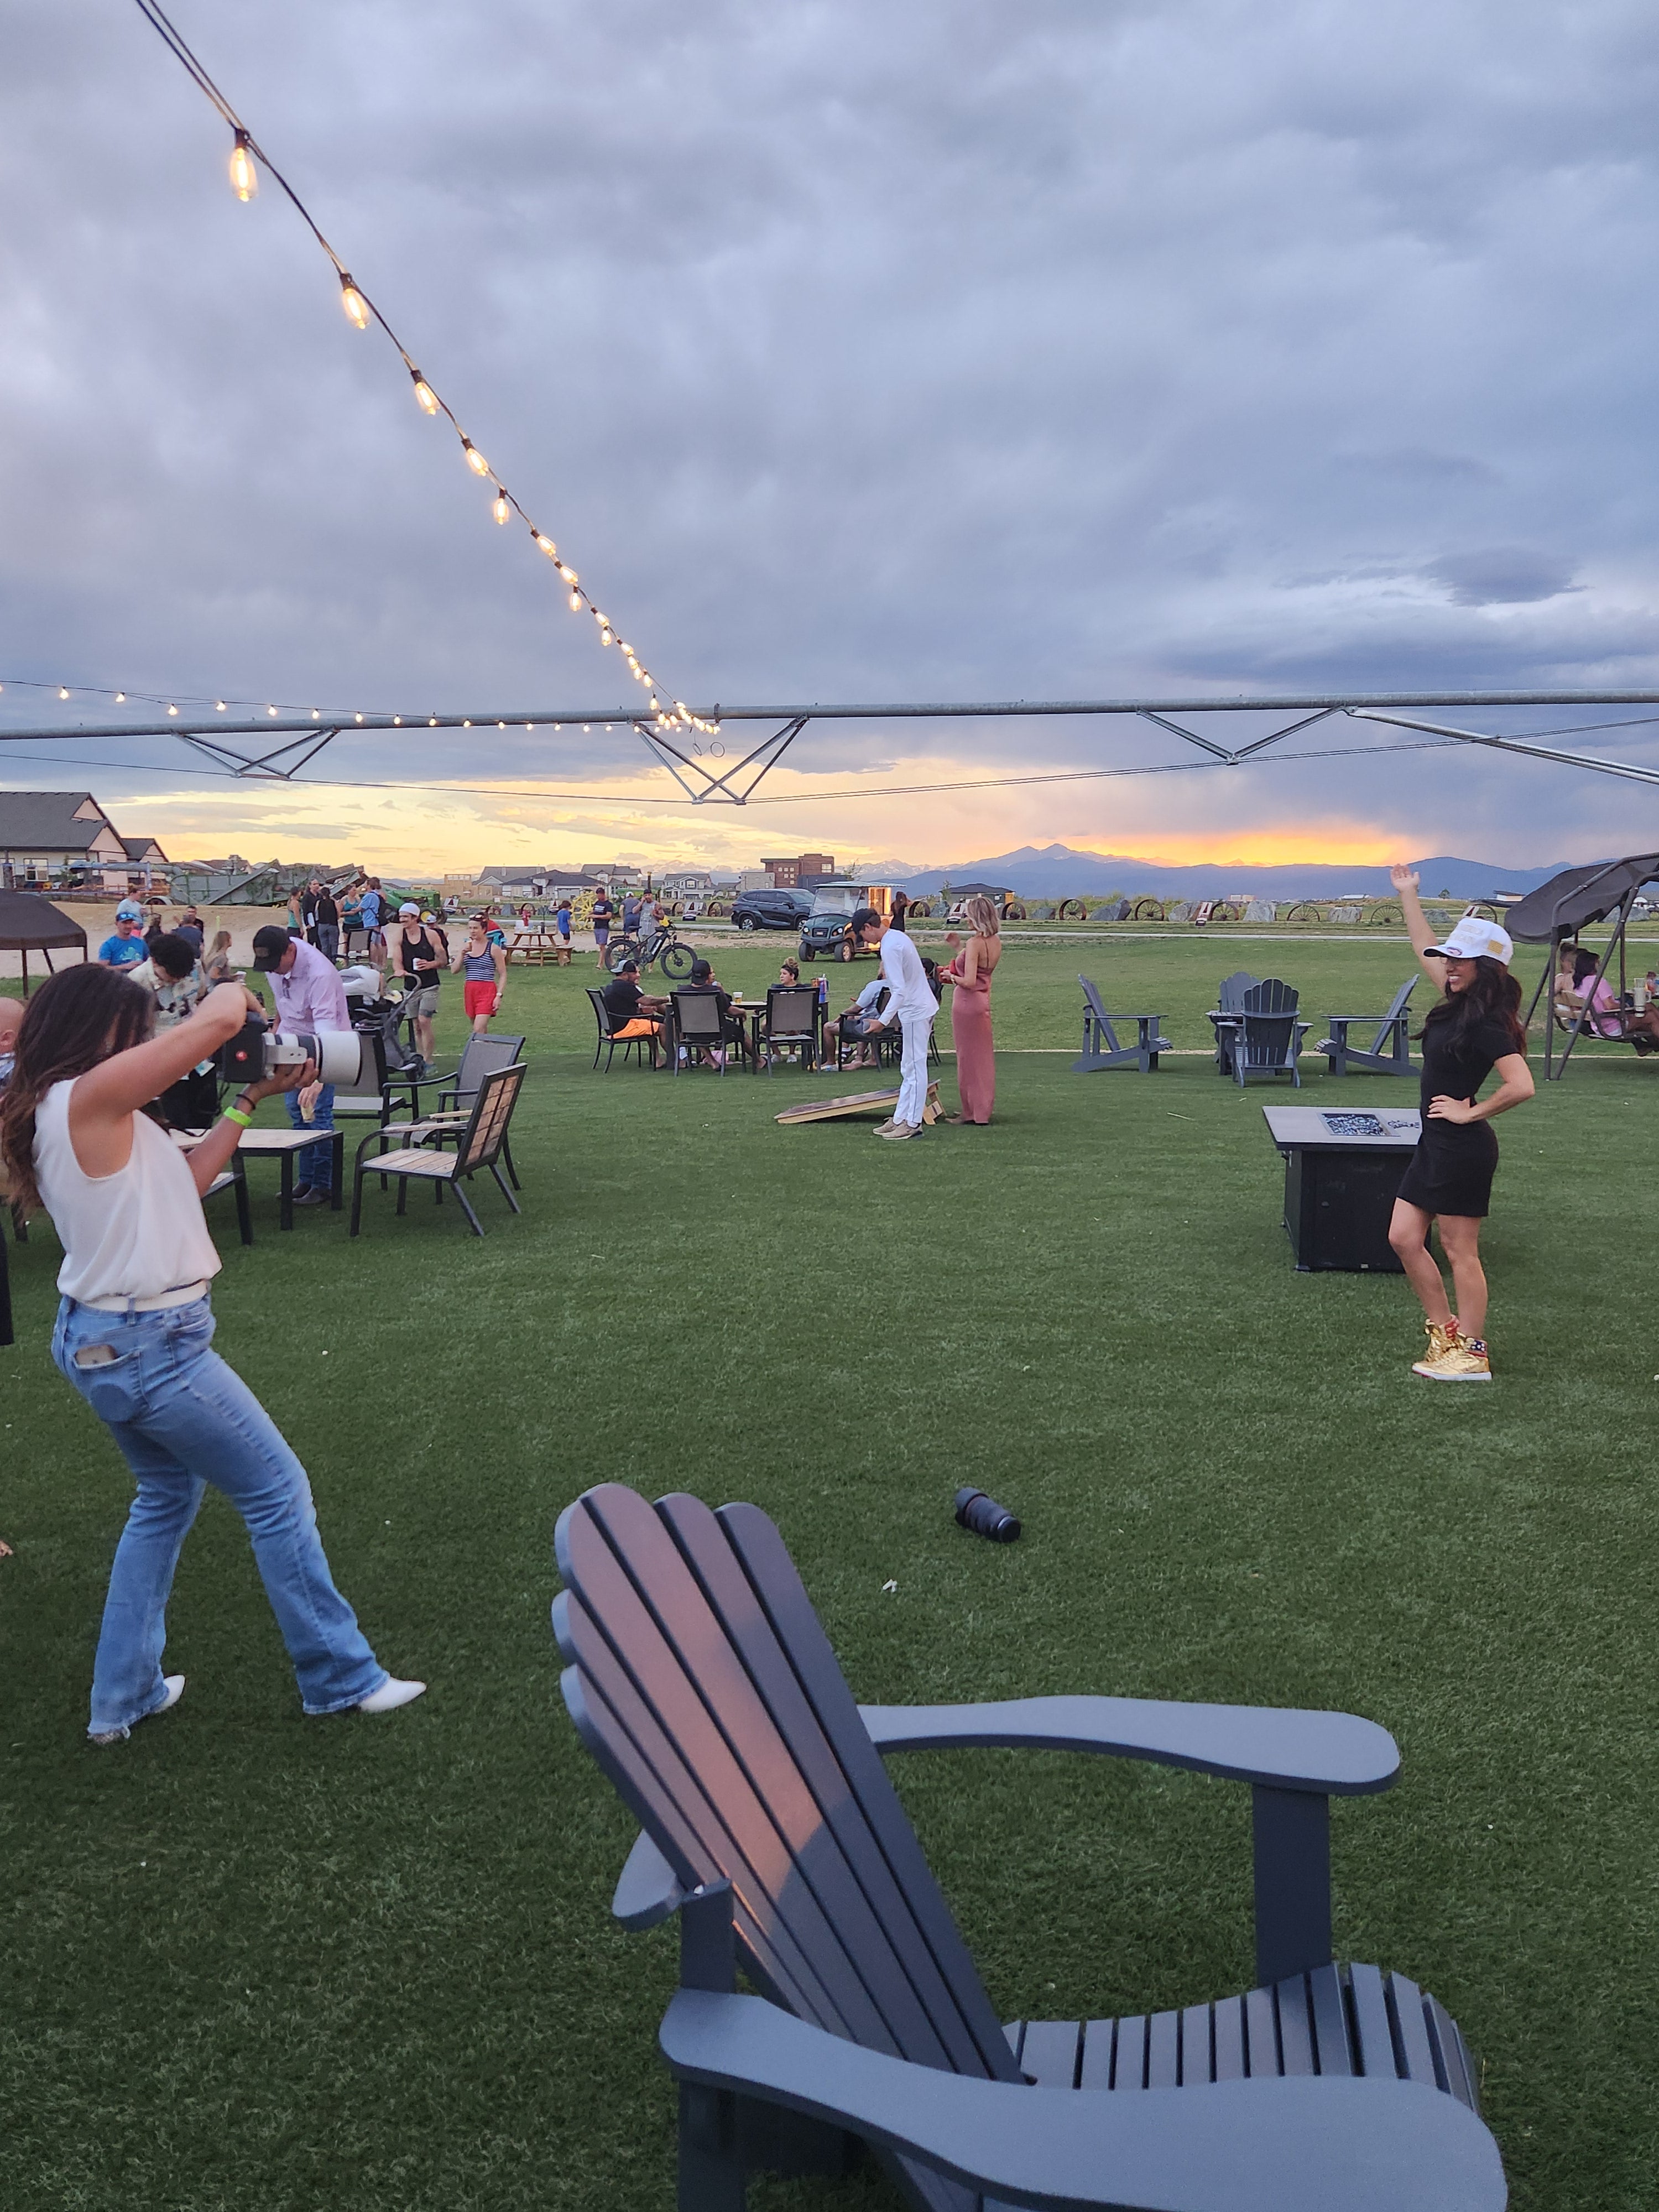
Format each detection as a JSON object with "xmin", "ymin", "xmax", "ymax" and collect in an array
[
  {"xmin": 1411, "ymin": 1319, "xmax": 1458, "ymax": 1377},
  {"xmin": 1418, "ymin": 1336, "xmax": 1493, "ymax": 1383}
]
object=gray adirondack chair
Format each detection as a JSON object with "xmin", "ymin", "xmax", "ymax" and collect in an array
[
  {"xmin": 1073, "ymin": 976, "xmax": 1172, "ymax": 1072},
  {"xmin": 1208, "ymin": 973, "xmax": 1261, "ymax": 1072},
  {"xmin": 1317, "ymin": 979, "xmax": 1417, "ymax": 1078},
  {"xmin": 553, "ymin": 1485, "xmax": 1505, "ymax": 2212},
  {"xmin": 1224, "ymin": 980, "xmax": 1309, "ymax": 1088}
]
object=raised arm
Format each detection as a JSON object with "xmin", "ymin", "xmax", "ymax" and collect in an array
[{"xmin": 1390, "ymin": 864, "xmax": 1442, "ymax": 984}]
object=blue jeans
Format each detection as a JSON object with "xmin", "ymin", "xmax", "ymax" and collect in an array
[
  {"xmin": 284, "ymin": 1081, "xmax": 336, "ymax": 1192},
  {"xmin": 53, "ymin": 1296, "xmax": 385, "ymax": 1734}
]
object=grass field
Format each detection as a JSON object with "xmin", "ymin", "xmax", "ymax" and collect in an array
[{"xmin": 4, "ymin": 935, "xmax": 1656, "ymax": 2211}]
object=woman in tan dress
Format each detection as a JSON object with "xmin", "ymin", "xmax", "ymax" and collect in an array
[{"xmin": 940, "ymin": 895, "xmax": 1001, "ymax": 1123}]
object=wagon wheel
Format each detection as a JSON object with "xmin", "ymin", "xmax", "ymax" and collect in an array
[
  {"xmin": 1367, "ymin": 901, "xmax": 1404, "ymax": 925},
  {"xmin": 906, "ymin": 898, "xmax": 932, "ymax": 919},
  {"xmin": 1129, "ymin": 897, "xmax": 1166, "ymax": 923},
  {"xmin": 1208, "ymin": 902, "xmax": 1242, "ymax": 924},
  {"xmin": 707, "ymin": 899, "xmax": 727, "ymax": 918},
  {"xmin": 1055, "ymin": 898, "xmax": 1087, "ymax": 922},
  {"xmin": 1003, "ymin": 901, "xmax": 1027, "ymax": 922},
  {"xmin": 1285, "ymin": 901, "xmax": 1324, "ymax": 924}
]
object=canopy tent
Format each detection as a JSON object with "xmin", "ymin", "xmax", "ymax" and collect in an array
[
  {"xmin": 1509, "ymin": 854, "xmax": 1659, "ymax": 1080},
  {"xmin": 0, "ymin": 888, "xmax": 88, "ymax": 995}
]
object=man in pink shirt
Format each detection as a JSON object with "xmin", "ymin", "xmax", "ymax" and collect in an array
[{"xmin": 250, "ymin": 925, "xmax": 352, "ymax": 1206}]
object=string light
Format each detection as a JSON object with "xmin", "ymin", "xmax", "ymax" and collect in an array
[
  {"xmin": 228, "ymin": 130, "xmax": 257, "ymax": 201},
  {"xmin": 58, "ymin": 686, "xmax": 69, "ymax": 700},
  {"xmin": 127, "ymin": 0, "xmax": 720, "ymax": 734}
]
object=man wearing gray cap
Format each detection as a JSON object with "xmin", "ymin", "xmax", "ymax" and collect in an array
[{"xmin": 249, "ymin": 924, "xmax": 352, "ymax": 1207}]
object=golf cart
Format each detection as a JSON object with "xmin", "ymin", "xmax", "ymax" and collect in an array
[{"xmin": 797, "ymin": 881, "xmax": 893, "ymax": 963}]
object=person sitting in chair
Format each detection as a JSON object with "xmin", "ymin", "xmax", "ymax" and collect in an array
[
  {"xmin": 602, "ymin": 959, "xmax": 668, "ymax": 1066},
  {"xmin": 825, "ymin": 974, "xmax": 891, "ymax": 1069},
  {"xmin": 676, "ymin": 958, "xmax": 737, "ymax": 1068}
]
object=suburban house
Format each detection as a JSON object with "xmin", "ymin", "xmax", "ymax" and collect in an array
[{"xmin": 0, "ymin": 791, "xmax": 170, "ymax": 894}]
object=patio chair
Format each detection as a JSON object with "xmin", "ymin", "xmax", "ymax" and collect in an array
[
  {"xmin": 1221, "ymin": 980, "xmax": 1309, "ymax": 1088},
  {"xmin": 762, "ymin": 985, "xmax": 820, "ymax": 1071},
  {"xmin": 1316, "ymin": 977, "xmax": 1417, "ymax": 1078},
  {"xmin": 1072, "ymin": 975, "xmax": 1172, "ymax": 1072},
  {"xmin": 588, "ymin": 987, "xmax": 659, "ymax": 1071},
  {"xmin": 554, "ymin": 1485, "xmax": 1504, "ymax": 2212},
  {"xmin": 201, "ymin": 1153, "xmax": 253, "ymax": 1248},
  {"xmin": 348, "ymin": 1062, "xmax": 525, "ymax": 1237},
  {"xmin": 1208, "ymin": 972, "xmax": 1262, "ymax": 1071},
  {"xmin": 670, "ymin": 989, "xmax": 741, "ymax": 1073},
  {"xmin": 405, "ymin": 1032, "xmax": 527, "ymax": 1188}
]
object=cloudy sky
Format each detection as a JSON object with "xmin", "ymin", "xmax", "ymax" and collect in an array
[{"xmin": 4, "ymin": 0, "xmax": 1659, "ymax": 874}]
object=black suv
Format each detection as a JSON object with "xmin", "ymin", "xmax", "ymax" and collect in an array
[{"xmin": 730, "ymin": 886, "xmax": 812, "ymax": 932}]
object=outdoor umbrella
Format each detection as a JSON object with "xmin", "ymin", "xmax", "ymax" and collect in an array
[{"xmin": 0, "ymin": 888, "xmax": 89, "ymax": 994}]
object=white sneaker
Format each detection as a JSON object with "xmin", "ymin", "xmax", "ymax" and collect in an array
[
  {"xmin": 877, "ymin": 1120, "xmax": 919, "ymax": 1141},
  {"xmin": 356, "ymin": 1676, "xmax": 427, "ymax": 1714},
  {"xmin": 90, "ymin": 1672, "xmax": 185, "ymax": 1747}
]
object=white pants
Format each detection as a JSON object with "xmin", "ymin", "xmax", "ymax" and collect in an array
[{"xmin": 896, "ymin": 1014, "xmax": 932, "ymax": 1127}]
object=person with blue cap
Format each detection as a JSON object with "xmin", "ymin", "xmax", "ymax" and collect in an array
[
  {"xmin": 1387, "ymin": 867, "xmax": 1535, "ymax": 1382},
  {"xmin": 96, "ymin": 901, "xmax": 149, "ymax": 971}
]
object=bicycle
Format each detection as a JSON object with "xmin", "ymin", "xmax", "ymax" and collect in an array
[{"xmin": 603, "ymin": 921, "xmax": 697, "ymax": 980}]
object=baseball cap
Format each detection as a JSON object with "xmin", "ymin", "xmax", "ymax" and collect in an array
[
  {"xmin": 251, "ymin": 924, "xmax": 295, "ymax": 969},
  {"xmin": 1424, "ymin": 916, "xmax": 1514, "ymax": 966},
  {"xmin": 115, "ymin": 900, "xmax": 145, "ymax": 921},
  {"xmin": 399, "ymin": 901, "xmax": 419, "ymax": 916}
]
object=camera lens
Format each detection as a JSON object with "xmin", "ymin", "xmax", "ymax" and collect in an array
[{"xmin": 953, "ymin": 1486, "xmax": 1021, "ymax": 1543}]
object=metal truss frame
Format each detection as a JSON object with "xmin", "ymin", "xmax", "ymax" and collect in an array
[{"xmin": 4, "ymin": 690, "xmax": 1659, "ymax": 801}]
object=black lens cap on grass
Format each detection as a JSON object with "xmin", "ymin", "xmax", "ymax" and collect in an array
[{"xmin": 954, "ymin": 1486, "xmax": 1021, "ymax": 1542}]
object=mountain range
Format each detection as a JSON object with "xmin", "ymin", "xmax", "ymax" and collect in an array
[{"xmin": 877, "ymin": 844, "xmax": 1580, "ymax": 901}]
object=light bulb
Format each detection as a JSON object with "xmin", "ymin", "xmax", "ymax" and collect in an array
[
  {"xmin": 601, "ymin": 627, "xmax": 614, "ymax": 645},
  {"xmin": 461, "ymin": 439, "xmax": 490, "ymax": 477},
  {"xmin": 339, "ymin": 275, "xmax": 370, "ymax": 329},
  {"xmin": 557, "ymin": 564, "xmax": 578, "ymax": 585},
  {"xmin": 58, "ymin": 686, "xmax": 69, "ymax": 699},
  {"xmin": 493, "ymin": 489, "xmax": 510, "ymax": 524},
  {"xmin": 534, "ymin": 533, "xmax": 557, "ymax": 559},
  {"xmin": 114, "ymin": 691, "xmax": 125, "ymax": 702},
  {"xmin": 354, "ymin": 712, "xmax": 364, "ymax": 723},
  {"xmin": 393, "ymin": 716, "xmax": 402, "ymax": 726},
  {"xmin": 268, "ymin": 705, "xmax": 278, "ymax": 717},
  {"xmin": 411, "ymin": 372, "xmax": 439, "ymax": 415},
  {"xmin": 228, "ymin": 131, "xmax": 258, "ymax": 202},
  {"xmin": 568, "ymin": 590, "xmax": 581, "ymax": 611},
  {"xmin": 167, "ymin": 703, "xmax": 179, "ymax": 716}
]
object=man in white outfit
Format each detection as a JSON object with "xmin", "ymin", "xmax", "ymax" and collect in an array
[{"xmin": 854, "ymin": 907, "xmax": 936, "ymax": 1139}]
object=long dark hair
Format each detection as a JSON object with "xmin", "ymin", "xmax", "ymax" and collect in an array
[
  {"xmin": 0, "ymin": 966, "xmax": 154, "ymax": 1216},
  {"xmin": 1418, "ymin": 956, "xmax": 1527, "ymax": 1053}
]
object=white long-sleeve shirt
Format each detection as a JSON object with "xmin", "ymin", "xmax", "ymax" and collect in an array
[{"xmin": 877, "ymin": 925, "xmax": 937, "ymax": 1023}]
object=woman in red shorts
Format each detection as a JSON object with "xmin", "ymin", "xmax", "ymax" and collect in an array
[{"xmin": 452, "ymin": 915, "xmax": 509, "ymax": 1036}]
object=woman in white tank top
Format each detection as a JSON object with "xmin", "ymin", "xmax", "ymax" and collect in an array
[{"xmin": 0, "ymin": 965, "xmax": 424, "ymax": 1744}]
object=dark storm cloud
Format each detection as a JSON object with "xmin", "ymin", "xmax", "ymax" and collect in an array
[{"xmin": 3, "ymin": 0, "xmax": 1659, "ymax": 852}]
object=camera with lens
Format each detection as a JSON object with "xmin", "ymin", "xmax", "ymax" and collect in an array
[{"xmin": 216, "ymin": 1018, "xmax": 371, "ymax": 1091}]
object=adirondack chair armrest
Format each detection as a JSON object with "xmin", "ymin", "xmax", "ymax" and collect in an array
[
  {"xmin": 612, "ymin": 1828, "xmax": 686, "ymax": 1929},
  {"xmin": 659, "ymin": 1990, "xmax": 1505, "ymax": 2212},
  {"xmin": 858, "ymin": 1696, "xmax": 1399, "ymax": 1793}
]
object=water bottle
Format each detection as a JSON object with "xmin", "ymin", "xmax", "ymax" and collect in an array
[{"xmin": 815, "ymin": 973, "xmax": 828, "ymax": 1007}]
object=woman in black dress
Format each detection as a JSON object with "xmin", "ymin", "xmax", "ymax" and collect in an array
[{"xmin": 1387, "ymin": 866, "xmax": 1535, "ymax": 1381}]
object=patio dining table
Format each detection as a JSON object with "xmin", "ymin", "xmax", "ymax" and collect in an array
[{"xmin": 176, "ymin": 1125, "xmax": 344, "ymax": 1229}]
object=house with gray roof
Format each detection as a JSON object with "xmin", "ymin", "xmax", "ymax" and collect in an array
[{"xmin": 0, "ymin": 792, "xmax": 170, "ymax": 893}]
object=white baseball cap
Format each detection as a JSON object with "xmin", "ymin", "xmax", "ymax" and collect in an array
[
  {"xmin": 1425, "ymin": 916, "xmax": 1514, "ymax": 966},
  {"xmin": 399, "ymin": 900, "xmax": 419, "ymax": 916}
]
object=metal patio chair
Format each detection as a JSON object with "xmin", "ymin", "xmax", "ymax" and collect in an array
[
  {"xmin": 349, "ymin": 1062, "xmax": 525, "ymax": 1237},
  {"xmin": 588, "ymin": 987, "xmax": 660, "ymax": 1070},
  {"xmin": 406, "ymin": 1032, "xmax": 528, "ymax": 1187},
  {"xmin": 762, "ymin": 984, "xmax": 820, "ymax": 1071}
]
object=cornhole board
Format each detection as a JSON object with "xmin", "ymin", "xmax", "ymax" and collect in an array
[{"xmin": 775, "ymin": 1082, "xmax": 941, "ymax": 1126}]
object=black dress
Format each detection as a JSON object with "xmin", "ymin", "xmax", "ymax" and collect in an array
[{"xmin": 1395, "ymin": 1009, "xmax": 1519, "ymax": 1218}]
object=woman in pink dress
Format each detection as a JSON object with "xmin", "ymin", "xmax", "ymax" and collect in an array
[{"xmin": 940, "ymin": 895, "xmax": 1001, "ymax": 1123}]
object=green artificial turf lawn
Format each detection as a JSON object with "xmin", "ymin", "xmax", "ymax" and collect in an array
[{"xmin": 4, "ymin": 934, "xmax": 1657, "ymax": 2211}]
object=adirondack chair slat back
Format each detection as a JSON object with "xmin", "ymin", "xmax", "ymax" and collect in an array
[
  {"xmin": 1238, "ymin": 1013, "xmax": 1297, "ymax": 1065},
  {"xmin": 1241, "ymin": 978, "xmax": 1298, "ymax": 1014},
  {"xmin": 555, "ymin": 1485, "xmax": 1023, "ymax": 2083},
  {"xmin": 1217, "ymin": 971, "xmax": 1260, "ymax": 1009},
  {"xmin": 1370, "ymin": 976, "xmax": 1415, "ymax": 1052}
]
